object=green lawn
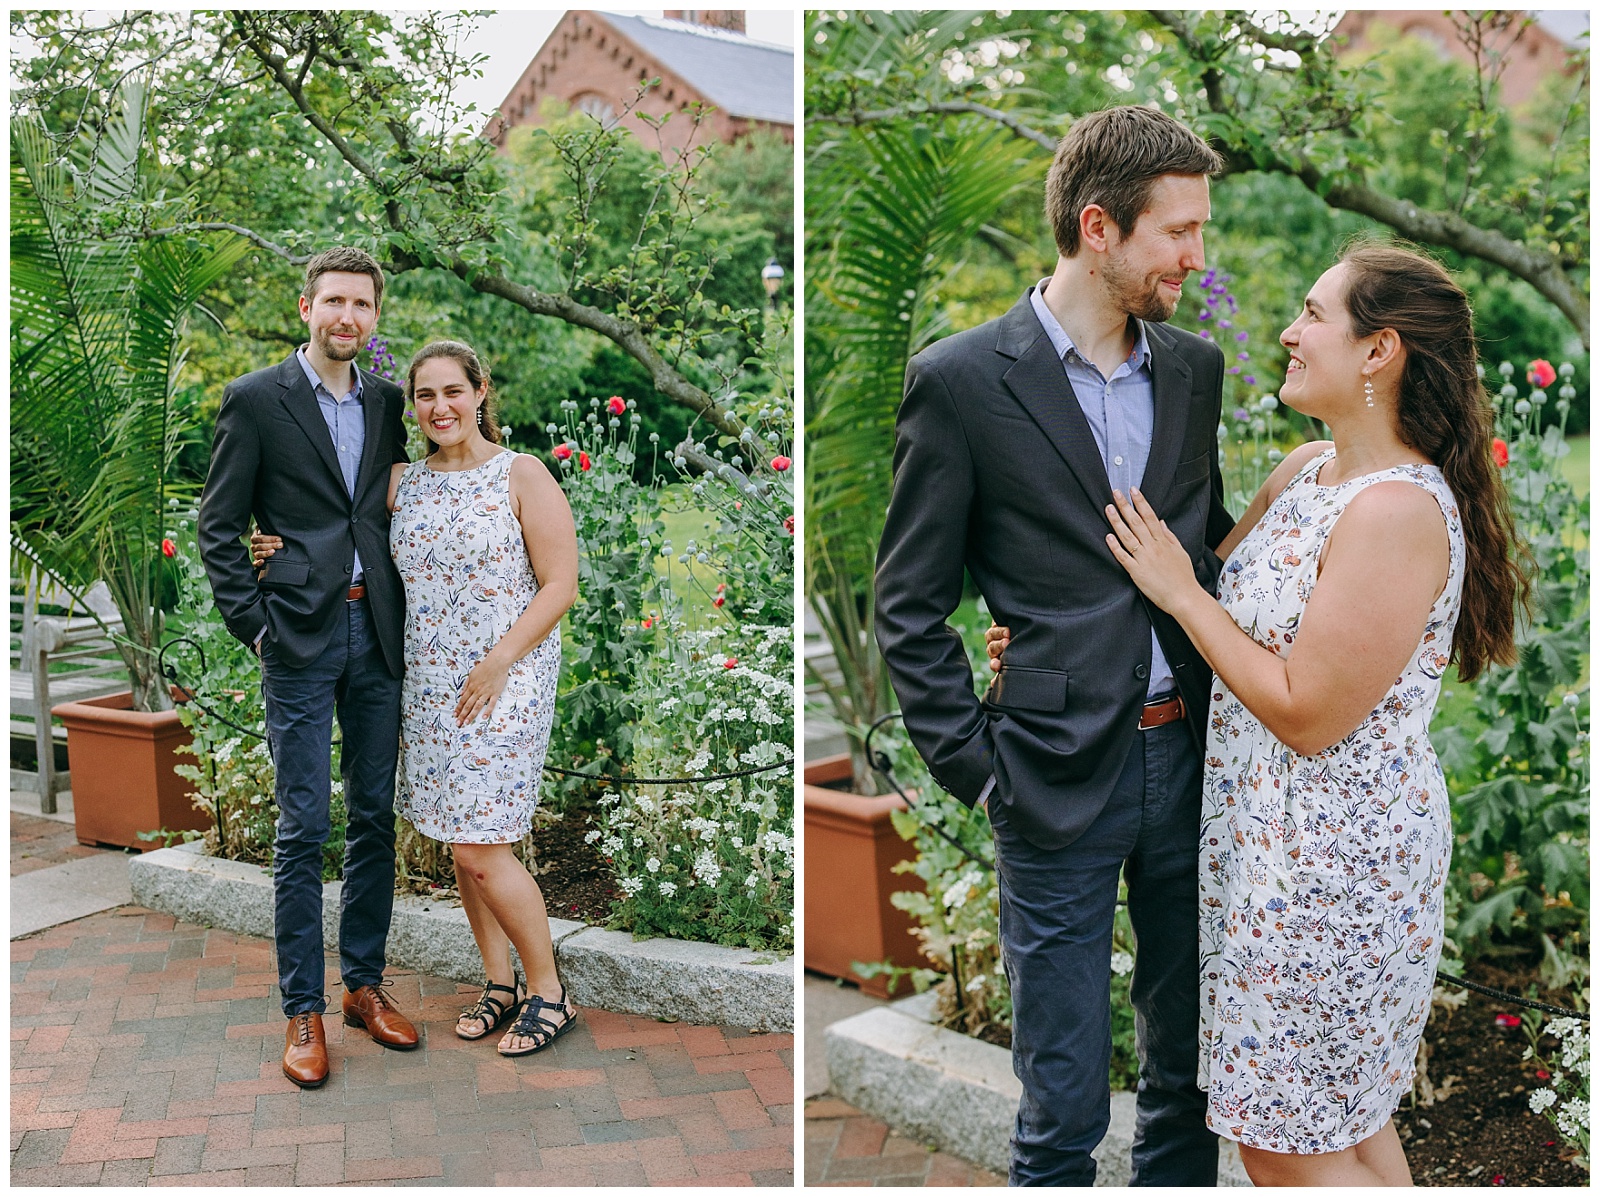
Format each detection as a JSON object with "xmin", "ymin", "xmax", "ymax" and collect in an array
[{"xmin": 1560, "ymin": 433, "xmax": 1588, "ymax": 498}]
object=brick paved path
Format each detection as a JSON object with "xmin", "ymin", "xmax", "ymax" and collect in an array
[
  {"xmin": 805, "ymin": 1096, "xmax": 1002, "ymax": 1186},
  {"xmin": 12, "ymin": 908, "xmax": 794, "ymax": 1186},
  {"xmin": 11, "ymin": 811, "xmax": 108, "ymax": 877}
]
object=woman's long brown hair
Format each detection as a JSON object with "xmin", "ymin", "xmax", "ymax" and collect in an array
[{"xmin": 1338, "ymin": 241, "xmax": 1532, "ymax": 680}]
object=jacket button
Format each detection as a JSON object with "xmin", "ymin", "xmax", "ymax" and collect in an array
[
  {"xmin": 344, "ymin": 565, "xmax": 352, "ymax": 574},
  {"xmin": 1135, "ymin": 664, "xmax": 1149, "ymax": 679}
]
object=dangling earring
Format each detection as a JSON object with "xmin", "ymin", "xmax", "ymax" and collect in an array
[{"xmin": 1363, "ymin": 376, "xmax": 1375, "ymax": 408}]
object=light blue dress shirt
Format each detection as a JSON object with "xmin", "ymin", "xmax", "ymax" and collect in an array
[
  {"xmin": 295, "ymin": 346, "xmax": 366, "ymax": 584},
  {"xmin": 1028, "ymin": 281, "xmax": 1175, "ymax": 698}
]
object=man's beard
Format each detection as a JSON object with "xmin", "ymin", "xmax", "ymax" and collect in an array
[
  {"xmin": 1102, "ymin": 250, "xmax": 1178, "ymax": 323},
  {"xmin": 315, "ymin": 326, "xmax": 362, "ymax": 362}
]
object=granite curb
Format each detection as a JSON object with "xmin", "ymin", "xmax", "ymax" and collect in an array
[
  {"xmin": 824, "ymin": 992, "xmax": 1250, "ymax": 1185},
  {"xmin": 129, "ymin": 839, "xmax": 794, "ymax": 1030}
]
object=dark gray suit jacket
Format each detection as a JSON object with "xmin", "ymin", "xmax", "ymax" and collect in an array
[
  {"xmin": 874, "ymin": 289, "xmax": 1234, "ymax": 850},
  {"xmin": 197, "ymin": 352, "xmax": 410, "ymax": 678}
]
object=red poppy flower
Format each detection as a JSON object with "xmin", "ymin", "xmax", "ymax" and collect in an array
[
  {"xmin": 782, "ymin": 514, "xmax": 794, "ymax": 535},
  {"xmin": 716, "ymin": 583, "xmax": 727, "ymax": 593},
  {"xmin": 723, "ymin": 657, "xmax": 737, "ymax": 669},
  {"xmin": 161, "ymin": 538, "xmax": 177, "ymax": 558},
  {"xmin": 641, "ymin": 618, "xmax": 653, "ymax": 629},
  {"xmin": 579, "ymin": 451, "xmax": 592, "ymax": 471},
  {"xmin": 1527, "ymin": 359, "xmax": 1556, "ymax": 389},
  {"xmin": 607, "ymin": 396, "xmax": 626, "ymax": 415},
  {"xmin": 713, "ymin": 596, "xmax": 725, "ymax": 607},
  {"xmin": 553, "ymin": 444, "xmax": 573, "ymax": 461},
  {"xmin": 1491, "ymin": 438, "xmax": 1509, "ymax": 468},
  {"xmin": 770, "ymin": 455, "xmax": 791, "ymax": 472}
]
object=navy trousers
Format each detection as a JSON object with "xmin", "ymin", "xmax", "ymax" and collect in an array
[
  {"xmin": 989, "ymin": 719, "xmax": 1217, "ymax": 1186},
  {"xmin": 260, "ymin": 598, "xmax": 402, "ymax": 1017}
]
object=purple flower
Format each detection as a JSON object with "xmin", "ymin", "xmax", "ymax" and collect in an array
[
  {"xmin": 1243, "ymin": 375, "xmax": 1257, "ymax": 385},
  {"xmin": 1218, "ymin": 319, "xmax": 1232, "ymax": 329},
  {"xmin": 1198, "ymin": 310, "xmax": 1211, "ymax": 321},
  {"xmin": 1237, "ymin": 352, "xmax": 1250, "ymax": 362},
  {"xmin": 1236, "ymin": 331, "xmax": 1249, "ymax": 342},
  {"xmin": 1199, "ymin": 330, "xmax": 1211, "ymax": 340},
  {"xmin": 1228, "ymin": 366, "xmax": 1241, "ymax": 375},
  {"xmin": 1233, "ymin": 408, "xmax": 1249, "ymax": 422}
]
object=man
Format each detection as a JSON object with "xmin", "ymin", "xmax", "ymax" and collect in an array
[
  {"xmin": 199, "ymin": 247, "xmax": 419, "ymax": 1087},
  {"xmin": 875, "ymin": 106, "xmax": 1234, "ymax": 1185}
]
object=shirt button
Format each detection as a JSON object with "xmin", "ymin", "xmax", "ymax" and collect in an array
[{"xmin": 1114, "ymin": 455, "xmax": 1124, "ymax": 467}]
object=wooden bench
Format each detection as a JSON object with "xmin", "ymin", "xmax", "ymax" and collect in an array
[{"xmin": 10, "ymin": 571, "xmax": 129, "ymax": 814}]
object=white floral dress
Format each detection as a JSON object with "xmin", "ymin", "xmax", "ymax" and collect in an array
[
  {"xmin": 390, "ymin": 450, "xmax": 560, "ymax": 843},
  {"xmin": 1198, "ymin": 448, "xmax": 1463, "ymax": 1154}
]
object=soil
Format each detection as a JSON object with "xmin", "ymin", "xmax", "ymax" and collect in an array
[
  {"xmin": 524, "ymin": 805, "xmax": 618, "ymax": 925},
  {"xmin": 1394, "ymin": 954, "xmax": 1588, "ymax": 1187},
  {"xmin": 941, "ymin": 953, "xmax": 1587, "ymax": 1185}
]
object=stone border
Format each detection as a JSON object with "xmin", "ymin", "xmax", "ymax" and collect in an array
[
  {"xmin": 824, "ymin": 993, "xmax": 1249, "ymax": 1185},
  {"xmin": 128, "ymin": 840, "xmax": 793, "ymax": 1031}
]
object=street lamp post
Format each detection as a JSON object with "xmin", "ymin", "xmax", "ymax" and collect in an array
[{"xmin": 761, "ymin": 257, "xmax": 785, "ymax": 309}]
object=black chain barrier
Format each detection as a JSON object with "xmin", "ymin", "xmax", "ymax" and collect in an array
[
  {"xmin": 158, "ymin": 636, "xmax": 790, "ymax": 787},
  {"xmin": 866, "ymin": 709, "xmax": 1589, "ymax": 1023}
]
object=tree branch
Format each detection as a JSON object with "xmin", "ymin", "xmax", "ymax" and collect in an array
[
  {"xmin": 450, "ymin": 260, "xmax": 745, "ymax": 441},
  {"xmin": 815, "ymin": 56, "xmax": 1589, "ymax": 344},
  {"xmin": 809, "ymin": 100, "xmax": 1060, "ymax": 151},
  {"xmin": 1305, "ymin": 171, "xmax": 1590, "ymax": 348},
  {"xmin": 145, "ymin": 222, "xmax": 312, "ymax": 263}
]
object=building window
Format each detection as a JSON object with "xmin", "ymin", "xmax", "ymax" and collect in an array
[{"xmin": 574, "ymin": 93, "xmax": 618, "ymax": 128}]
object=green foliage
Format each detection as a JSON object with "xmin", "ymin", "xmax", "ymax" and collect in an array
[
  {"xmin": 593, "ymin": 623, "xmax": 793, "ymax": 951},
  {"xmin": 1435, "ymin": 362, "xmax": 1589, "ymax": 952},
  {"xmin": 11, "ymin": 81, "xmax": 249, "ymax": 712}
]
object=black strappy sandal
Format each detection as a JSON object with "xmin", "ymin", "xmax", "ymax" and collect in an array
[
  {"xmin": 497, "ymin": 985, "xmax": 577, "ymax": 1057},
  {"xmin": 456, "ymin": 979, "xmax": 523, "ymax": 1041}
]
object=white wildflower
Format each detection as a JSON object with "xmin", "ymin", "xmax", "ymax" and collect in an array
[
  {"xmin": 1529, "ymin": 1087, "xmax": 1558, "ymax": 1114},
  {"xmin": 1110, "ymin": 951, "xmax": 1134, "ymax": 977},
  {"xmin": 693, "ymin": 849, "xmax": 722, "ymax": 886},
  {"xmin": 619, "ymin": 877, "xmax": 644, "ymax": 896},
  {"xmin": 645, "ymin": 857, "xmax": 661, "ymax": 874},
  {"xmin": 584, "ymin": 830, "xmax": 602, "ymax": 844},
  {"xmin": 658, "ymin": 881, "xmax": 678, "ymax": 898}
]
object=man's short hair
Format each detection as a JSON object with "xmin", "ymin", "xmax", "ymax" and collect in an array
[
  {"xmin": 301, "ymin": 246, "xmax": 385, "ymax": 308},
  {"xmin": 1044, "ymin": 105, "xmax": 1223, "ymax": 258}
]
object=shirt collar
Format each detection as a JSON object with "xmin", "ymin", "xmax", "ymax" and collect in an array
[
  {"xmin": 1030, "ymin": 278, "xmax": 1151, "ymax": 374},
  {"xmin": 296, "ymin": 344, "xmax": 364, "ymax": 401}
]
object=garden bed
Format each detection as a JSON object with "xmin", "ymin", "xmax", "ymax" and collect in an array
[
  {"xmin": 129, "ymin": 839, "xmax": 793, "ymax": 1030},
  {"xmin": 1395, "ymin": 956, "xmax": 1588, "ymax": 1187},
  {"xmin": 832, "ymin": 956, "xmax": 1587, "ymax": 1186}
]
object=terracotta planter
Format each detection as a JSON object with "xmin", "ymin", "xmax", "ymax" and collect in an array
[
  {"xmin": 52, "ymin": 689, "xmax": 207, "ymax": 851},
  {"xmin": 803, "ymin": 752, "xmax": 927, "ymax": 998}
]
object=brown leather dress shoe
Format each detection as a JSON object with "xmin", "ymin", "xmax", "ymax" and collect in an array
[
  {"xmin": 342, "ymin": 983, "xmax": 419, "ymax": 1050},
  {"xmin": 283, "ymin": 1013, "xmax": 329, "ymax": 1088}
]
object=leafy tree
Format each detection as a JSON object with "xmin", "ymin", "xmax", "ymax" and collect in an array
[{"xmin": 10, "ymin": 10, "xmax": 789, "ymax": 478}]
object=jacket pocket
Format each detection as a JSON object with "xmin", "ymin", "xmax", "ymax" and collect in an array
[
  {"xmin": 983, "ymin": 665, "xmax": 1068, "ymax": 712},
  {"xmin": 257, "ymin": 558, "xmax": 311, "ymax": 589},
  {"xmin": 1173, "ymin": 452, "xmax": 1210, "ymax": 486}
]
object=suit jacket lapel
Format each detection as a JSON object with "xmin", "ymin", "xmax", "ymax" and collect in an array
[
  {"xmin": 998, "ymin": 291, "xmax": 1115, "ymax": 513},
  {"xmin": 275, "ymin": 353, "xmax": 348, "ymax": 501},
  {"xmin": 355, "ymin": 367, "xmax": 386, "ymax": 498},
  {"xmin": 1138, "ymin": 322, "xmax": 1193, "ymax": 515}
]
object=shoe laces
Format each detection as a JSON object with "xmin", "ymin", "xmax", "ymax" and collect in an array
[
  {"xmin": 291, "ymin": 1013, "xmax": 317, "ymax": 1045},
  {"xmin": 359, "ymin": 978, "xmax": 398, "ymax": 1010}
]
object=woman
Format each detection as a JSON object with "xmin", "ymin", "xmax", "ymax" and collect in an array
[
  {"xmin": 255, "ymin": 340, "xmax": 579, "ymax": 1056},
  {"xmin": 988, "ymin": 243, "xmax": 1528, "ymax": 1184}
]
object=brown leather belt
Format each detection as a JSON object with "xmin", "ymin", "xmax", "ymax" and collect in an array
[
  {"xmin": 1139, "ymin": 694, "xmax": 1186, "ymax": 730},
  {"xmin": 346, "ymin": 585, "xmax": 366, "ymax": 602}
]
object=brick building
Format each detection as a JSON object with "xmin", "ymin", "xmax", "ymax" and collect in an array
[
  {"xmin": 1333, "ymin": 10, "xmax": 1585, "ymax": 106},
  {"xmin": 489, "ymin": 10, "xmax": 794, "ymax": 152}
]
